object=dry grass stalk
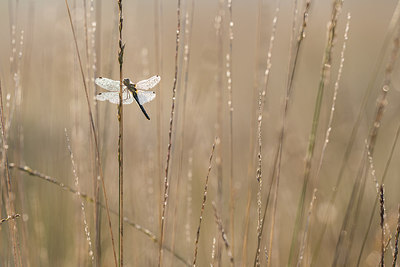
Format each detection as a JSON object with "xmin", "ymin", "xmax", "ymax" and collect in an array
[
  {"xmin": 296, "ymin": 189, "xmax": 317, "ymax": 267},
  {"xmin": 0, "ymin": 214, "xmax": 20, "ymax": 225},
  {"xmin": 380, "ymin": 185, "xmax": 386, "ymax": 267},
  {"xmin": 253, "ymin": 6, "xmax": 280, "ymax": 267},
  {"xmin": 185, "ymin": 151, "xmax": 193, "ymax": 246},
  {"xmin": 368, "ymin": 22, "xmax": 400, "ymax": 154},
  {"xmin": 0, "ymin": 80, "xmax": 21, "ymax": 266},
  {"xmin": 154, "ymin": 0, "xmax": 164, "ymax": 244},
  {"xmin": 365, "ymin": 142, "xmax": 380, "ymax": 193},
  {"xmin": 393, "ymin": 205, "xmax": 400, "ymax": 267},
  {"xmin": 158, "ymin": 1, "xmax": 182, "ymax": 266},
  {"xmin": 214, "ymin": 0, "xmax": 225, "ymax": 264},
  {"xmin": 241, "ymin": 0, "xmax": 264, "ymax": 264},
  {"xmin": 117, "ymin": 0, "xmax": 125, "ymax": 265},
  {"xmin": 211, "ymin": 237, "xmax": 217, "ymax": 267},
  {"xmin": 314, "ymin": 12, "xmax": 351, "ymax": 187},
  {"xmin": 10, "ymin": 23, "xmax": 29, "ymax": 267},
  {"xmin": 171, "ymin": 0, "xmax": 196, "ymax": 256},
  {"xmin": 192, "ymin": 140, "xmax": 216, "ymax": 266},
  {"xmin": 65, "ymin": 129, "xmax": 94, "ymax": 264},
  {"xmin": 80, "ymin": 0, "xmax": 101, "ymax": 264},
  {"xmin": 212, "ymin": 202, "xmax": 234, "ymax": 266},
  {"xmin": 64, "ymin": 1, "xmax": 117, "ymax": 265},
  {"xmin": 307, "ymin": 12, "xmax": 349, "ymax": 262},
  {"xmin": 226, "ymin": 0, "xmax": 235, "ymax": 257}
]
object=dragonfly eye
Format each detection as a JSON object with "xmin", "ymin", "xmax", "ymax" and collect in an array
[{"xmin": 123, "ymin": 78, "xmax": 130, "ymax": 86}]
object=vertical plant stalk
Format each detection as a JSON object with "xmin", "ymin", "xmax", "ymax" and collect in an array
[
  {"xmin": 154, "ymin": 0, "xmax": 164, "ymax": 242},
  {"xmin": 226, "ymin": 0, "xmax": 235, "ymax": 256},
  {"xmin": 379, "ymin": 185, "xmax": 386, "ymax": 267},
  {"xmin": 65, "ymin": 129, "xmax": 94, "ymax": 264},
  {"xmin": 307, "ymin": 12, "xmax": 349, "ymax": 263},
  {"xmin": 185, "ymin": 151, "xmax": 193, "ymax": 248},
  {"xmin": 214, "ymin": 0, "xmax": 225, "ymax": 264},
  {"xmin": 117, "ymin": 0, "xmax": 125, "ymax": 266},
  {"xmin": 392, "ymin": 205, "xmax": 400, "ymax": 267},
  {"xmin": 83, "ymin": 0, "xmax": 101, "ymax": 263},
  {"xmin": 0, "ymin": 80, "xmax": 21, "ymax": 266},
  {"xmin": 241, "ymin": 0, "xmax": 264, "ymax": 264},
  {"xmin": 212, "ymin": 202, "xmax": 234, "ymax": 265},
  {"xmin": 313, "ymin": 13, "xmax": 350, "ymax": 188},
  {"xmin": 158, "ymin": 1, "xmax": 181, "ymax": 266},
  {"xmin": 192, "ymin": 140, "xmax": 216, "ymax": 266},
  {"xmin": 211, "ymin": 237, "xmax": 217, "ymax": 266},
  {"xmin": 367, "ymin": 24, "xmax": 400, "ymax": 155},
  {"xmin": 64, "ymin": 1, "xmax": 118, "ymax": 265},
  {"xmin": 288, "ymin": 1, "xmax": 342, "ymax": 264},
  {"xmin": 171, "ymin": 0, "xmax": 195, "ymax": 256},
  {"xmin": 253, "ymin": 7, "xmax": 280, "ymax": 267},
  {"xmin": 94, "ymin": 0, "xmax": 102, "ymax": 264},
  {"xmin": 296, "ymin": 189, "xmax": 317, "ymax": 267},
  {"xmin": 12, "ymin": 25, "xmax": 30, "ymax": 267}
]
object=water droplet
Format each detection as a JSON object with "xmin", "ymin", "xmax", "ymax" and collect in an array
[{"xmin": 383, "ymin": 85, "xmax": 389, "ymax": 92}]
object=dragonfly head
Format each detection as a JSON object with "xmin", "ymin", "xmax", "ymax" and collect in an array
[{"xmin": 123, "ymin": 78, "xmax": 131, "ymax": 87}]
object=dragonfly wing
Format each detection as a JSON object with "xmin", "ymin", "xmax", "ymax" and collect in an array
[
  {"xmin": 96, "ymin": 91, "xmax": 134, "ymax": 105},
  {"xmin": 135, "ymin": 75, "xmax": 161, "ymax": 90},
  {"xmin": 95, "ymin": 77, "xmax": 123, "ymax": 92},
  {"xmin": 137, "ymin": 90, "xmax": 156, "ymax": 105}
]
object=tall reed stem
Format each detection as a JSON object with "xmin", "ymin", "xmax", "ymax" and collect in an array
[
  {"xmin": 192, "ymin": 140, "xmax": 216, "ymax": 266},
  {"xmin": 0, "ymin": 80, "xmax": 21, "ymax": 266},
  {"xmin": 226, "ymin": 0, "xmax": 235, "ymax": 257},
  {"xmin": 158, "ymin": 1, "xmax": 181, "ymax": 266},
  {"xmin": 117, "ymin": 0, "xmax": 125, "ymax": 266}
]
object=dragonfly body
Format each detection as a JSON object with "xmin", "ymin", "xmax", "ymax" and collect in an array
[{"xmin": 95, "ymin": 75, "xmax": 160, "ymax": 120}]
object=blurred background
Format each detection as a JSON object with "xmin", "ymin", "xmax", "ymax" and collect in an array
[{"xmin": 1, "ymin": 0, "xmax": 400, "ymax": 266}]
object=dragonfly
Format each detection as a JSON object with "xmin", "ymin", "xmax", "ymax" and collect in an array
[{"xmin": 95, "ymin": 75, "xmax": 160, "ymax": 120}]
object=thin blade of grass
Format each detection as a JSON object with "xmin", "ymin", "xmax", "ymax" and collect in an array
[
  {"xmin": 158, "ymin": 1, "xmax": 182, "ymax": 266},
  {"xmin": 192, "ymin": 140, "xmax": 216, "ymax": 266}
]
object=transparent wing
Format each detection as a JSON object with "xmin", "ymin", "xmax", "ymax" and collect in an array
[
  {"xmin": 137, "ymin": 90, "xmax": 156, "ymax": 105},
  {"xmin": 135, "ymin": 75, "xmax": 161, "ymax": 90},
  {"xmin": 95, "ymin": 91, "xmax": 134, "ymax": 105},
  {"xmin": 95, "ymin": 77, "xmax": 124, "ymax": 92}
]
